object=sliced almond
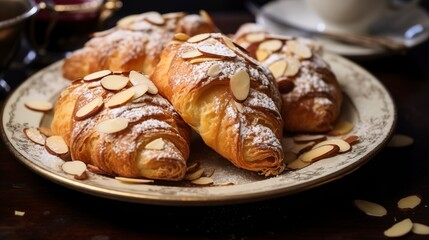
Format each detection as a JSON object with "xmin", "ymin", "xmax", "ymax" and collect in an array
[
  {"xmin": 38, "ymin": 127, "xmax": 53, "ymax": 137},
  {"xmin": 259, "ymin": 39, "xmax": 283, "ymax": 52},
  {"xmin": 14, "ymin": 210, "xmax": 25, "ymax": 216},
  {"xmin": 129, "ymin": 70, "xmax": 158, "ymax": 94},
  {"xmin": 344, "ymin": 135, "xmax": 360, "ymax": 145},
  {"xmin": 187, "ymin": 33, "xmax": 211, "ymax": 43},
  {"xmin": 290, "ymin": 141, "xmax": 316, "ymax": 155},
  {"xmin": 115, "ymin": 176, "xmax": 154, "ymax": 184},
  {"xmin": 277, "ymin": 79, "xmax": 295, "ymax": 94},
  {"xmin": 284, "ymin": 58, "xmax": 301, "ymax": 77},
  {"xmin": 62, "ymin": 160, "xmax": 87, "ymax": 176},
  {"xmin": 197, "ymin": 44, "xmax": 236, "ymax": 58},
  {"xmin": 203, "ymin": 168, "xmax": 215, "ymax": 178},
  {"xmin": 353, "ymin": 199, "xmax": 387, "ymax": 217},
  {"xmin": 293, "ymin": 134, "xmax": 327, "ymax": 143},
  {"xmin": 100, "ymin": 75, "xmax": 129, "ymax": 91},
  {"xmin": 222, "ymin": 36, "xmax": 237, "ymax": 51},
  {"xmin": 268, "ymin": 60, "xmax": 288, "ymax": 78},
  {"xmin": 162, "ymin": 12, "xmax": 185, "ymax": 19},
  {"xmin": 230, "ymin": 69, "xmax": 250, "ymax": 102},
  {"xmin": 287, "ymin": 40, "xmax": 312, "ymax": 59},
  {"xmin": 25, "ymin": 101, "xmax": 53, "ymax": 112},
  {"xmin": 189, "ymin": 57, "xmax": 222, "ymax": 64},
  {"xmin": 387, "ymin": 134, "xmax": 414, "ymax": 148},
  {"xmin": 245, "ymin": 33, "xmax": 265, "ymax": 43},
  {"xmin": 397, "ymin": 194, "xmax": 422, "ymax": 211},
  {"xmin": 181, "ymin": 49, "xmax": 203, "ymax": 59},
  {"xmin": 74, "ymin": 171, "xmax": 88, "ymax": 180},
  {"xmin": 313, "ymin": 139, "xmax": 351, "ymax": 153},
  {"xmin": 83, "ymin": 70, "xmax": 112, "ymax": 82},
  {"xmin": 384, "ymin": 218, "xmax": 413, "ymax": 238},
  {"xmin": 233, "ymin": 43, "xmax": 260, "ymax": 66},
  {"xmin": 144, "ymin": 11, "xmax": 165, "ymax": 25},
  {"xmin": 412, "ymin": 223, "xmax": 429, "ymax": 235},
  {"xmin": 45, "ymin": 135, "xmax": 69, "ymax": 156},
  {"xmin": 300, "ymin": 144, "xmax": 339, "ymax": 163},
  {"xmin": 256, "ymin": 49, "xmax": 269, "ymax": 62},
  {"xmin": 117, "ymin": 14, "xmax": 139, "ymax": 28},
  {"xmin": 75, "ymin": 96, "xmax": 104, "ymax": 120},
  {"xmin": 191, "ymin": 177, "xmax": 214, "ymax": 186},
  {"xmin": 145, "ymin": 138, "xmax": 165, "ymax": 150},
  {"xmin": 233, "ymin": 101, "xmax": 244, "ymax": 113},
  {"xmin": 287, "ymin": 159, "xmax": 310, "ymax": 170},
  {"xmin": 24, "ymin": 127, "xmax": 46, "ymax": 145},
  {"xmin": 127, "ymin": 21, "xmax": 152, "ymax": 31},
  {"xmin": 207, "ymin": 63, "xmax": 222, "ymax": 78},
  {"xmin": 328, "ymin": 121, "xmax": 354, "ymax": 136},
  {"xmin": 105, "ymin": 88, "xmax": 135, "ymax": 108},
  {"xmin": 130, "ymin": 84, "xmax": 148, "ymax": 99},
  {"xmin": 96, "ymin": 118, "xmax": 129, "ymax": 134},
  {"xmin": 174, "ymin": 32, "xmax": 190, "ymax": 41},
  {"xmin": 186, "ymin": 162, "xmax": 200, "ymax": 173},
  {"xmin": 185, "ymin": 167, "xmax": 205, "ymax": 181}
]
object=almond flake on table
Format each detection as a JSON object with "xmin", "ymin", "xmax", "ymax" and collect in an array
[
  {"xmin": 384, "ymin": 218, "xmax": 413, "ymax": 238},
  {"xmin": 14, "ymin": 210, "xmax": 25, "ymax": 216},
  {"xmin": 397, "ymin": 194, "xmax": 422, "ymax": 210},
  {"xmin": 412, "ymin": 222, "xmax": 429, "ymax": 235},
  {"xmin": 353, "ymin": 199, "xmax": 387, "ymax": 217}
]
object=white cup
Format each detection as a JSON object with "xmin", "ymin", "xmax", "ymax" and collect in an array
[{"xmin": 305, "ymin": 0, "xmax": 420, "ymax": 34}]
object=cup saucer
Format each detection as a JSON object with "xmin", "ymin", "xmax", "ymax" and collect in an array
[{"xmin": 256, "ymin": 0, "xmax": 429, "ymax": 59}]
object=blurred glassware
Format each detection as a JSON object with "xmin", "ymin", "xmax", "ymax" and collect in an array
[
  {"xmin": 26, "ymin": 0, "xmax": 122, "ymax": 66},
  {"xmin": 0, "ymin": 0, "xmax": 38, "ymax": 98}
]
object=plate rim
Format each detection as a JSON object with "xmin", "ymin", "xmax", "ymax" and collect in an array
[{"xmin": 0, "ymin": 53, "xmax": 397, "ymax": 206}]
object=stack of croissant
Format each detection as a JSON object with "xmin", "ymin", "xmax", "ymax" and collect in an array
[{"xmin": 51, "ymin": 11, "xmax": 343, "ymax": 181}]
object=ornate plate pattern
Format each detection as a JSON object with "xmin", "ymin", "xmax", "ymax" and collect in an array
[{"xmin": 1, "ymin": 53, "xmax": 395, "ymax": 206}]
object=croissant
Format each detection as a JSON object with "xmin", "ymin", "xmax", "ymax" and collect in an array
[
  {"xmin": 51, "ymin": 70, "xmax": 191, "ymax": 181},
  {"xmin": 150, "ymin": 33, "xmax": 285, "ymax": 176},
  {"xmin": 62, "ymin": 11, "xmax": 218, "ymax": 80},
  {"xmin": 233, "ymin": 23, "xmax": 343, "ymax": 133}
]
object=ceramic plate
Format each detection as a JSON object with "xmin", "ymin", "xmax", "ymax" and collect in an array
[
  {"xmin": 256, "ymin": 0, "xmax": 429, "ymax": 59},
  {"xmin": 1, "ymin": 54, "xmax": 395, "ymax": 206}
]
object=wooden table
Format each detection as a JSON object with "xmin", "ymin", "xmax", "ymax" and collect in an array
[{"xmin": 1, "ymin": 8, "xmax": 429, "ymax": 240}]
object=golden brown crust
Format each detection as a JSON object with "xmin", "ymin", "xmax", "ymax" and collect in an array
[
  {"xmin": 150, "ymin": 33, "xmax": 285, "ymax": 176},
  {"xmin": 62, "ymin": 11, "xmax": 219, "ymax": 80},
  {"xmin": 233, "ymin": 23, "xmax": 343, "ymax": 133},
  {"xmin": 51, "ymin": 71, "xmax": 191, "ymax": 181}
]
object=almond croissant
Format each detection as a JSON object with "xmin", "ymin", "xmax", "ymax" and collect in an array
[
  {"xmin": 51, "ymin": 70, "xmax": 191, "ymax": 181},
  {"xmin": 233, "ymin": 23, "xmax": 343, "ymax": 133},
  {"xmin": 62, "ymin": 11, "xmax": 218, "ymax": 80},
  {"xmin": 151, "ymin": 33, "xmax": 285, "ymax": 176}
]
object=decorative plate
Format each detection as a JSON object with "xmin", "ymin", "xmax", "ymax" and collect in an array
[{"xmin": 1, "ymin": 53, "xmax": 395, "ymax": 206}]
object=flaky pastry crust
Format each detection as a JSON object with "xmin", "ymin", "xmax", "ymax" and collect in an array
[
  {"xmin": 151, "ymin": 33, "xmax": 285, "ymax": 176},
  {"xmin": 234, "ymin": 23, "xmax": 343, "ymax": 133},
  {"xmin": 62, "ymin": 11, "xmax": 218, "ymax": 80},
  {"xmin": 51, "ymin": 71, "xmax": 191, "ymax": 181}
]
